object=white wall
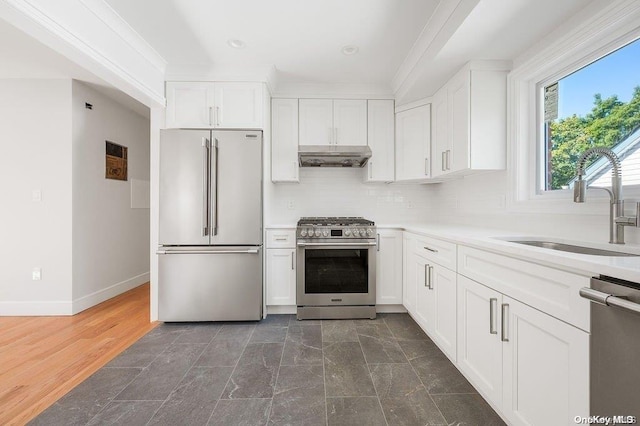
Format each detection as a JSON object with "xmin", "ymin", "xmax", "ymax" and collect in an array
[
  {"xmin": 0, "ymin": 79, "xmax": 74, "ymax": 314},
  {"xmin": 71, "ymin": 81, "xmax": 150, "ymax": 312}
]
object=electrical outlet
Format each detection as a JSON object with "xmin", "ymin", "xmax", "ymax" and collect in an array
[
  {"xmin": 407, "ymin": 200, "xmax": 415, "ymax": 209},
  {"xmin": 32, "ymin": 267, "xmax": 41, "ymax": 281},
  {"xmin": 32, "ymin": 189, "xmax": 42, "ymax": 202},
  {"xmin": 287, "ymin": 200, "xmax": 295, "ymax": 210}
]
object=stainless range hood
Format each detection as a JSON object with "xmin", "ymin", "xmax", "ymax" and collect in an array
[{"xmin": 298, "ymin": 145, "xmax": 372, "ymax": 167}]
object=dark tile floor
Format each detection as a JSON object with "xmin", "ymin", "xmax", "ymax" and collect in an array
[{"xmin": 30, "ymin": 314, "xmax": 505, "ymax": 426}]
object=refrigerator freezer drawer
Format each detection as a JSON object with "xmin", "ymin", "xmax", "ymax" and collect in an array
[{"xmin": 158, "ymin": 246, "xmax": 262, "ymax": 321}]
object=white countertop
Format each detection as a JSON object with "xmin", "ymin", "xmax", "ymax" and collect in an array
[
  {"xmin": 399, "ymin": 223, "xmax": 640, "ymax": 283},
  {"xmin": 265, "ymin": 222, "xmax": 640, "ymax": 282}
]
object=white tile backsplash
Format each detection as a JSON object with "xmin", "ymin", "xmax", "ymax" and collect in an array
[{"xmin": 265, "ymin": 167, "xmax": 433, "ymax": 224}]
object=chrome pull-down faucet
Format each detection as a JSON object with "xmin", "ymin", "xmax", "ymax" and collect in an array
[{"xmin": 573, "ymin": 147, "xmax": 639, "ymax": 244}]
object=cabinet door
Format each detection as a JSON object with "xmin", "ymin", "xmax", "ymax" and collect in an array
[
  {"xmin": 299, "ymin": 99, "xmax": 333, "ymax": 145},
  {"xmin": 431, "ymin": 264, "xmax": 457, "ymax": 361},
  {"xmin": 376, "ymin": 230, "xmax": 403, "ymax": 305},
  {"xmin": 271, "ymin": 99, "xmax": 299, "ymax": 182},
  {"xmin": 413, "ymin": 254, "xmax": 431, "ymax": 329},
  {"xmin": 457, "ymin": 275, "xmax": 503, "ymax": 407},
  {"xmin": 333, "ymin": 100, "xmax": 367, "ymax": 146},
  {"xmin": 402, "ymin": 234, "xmax": 417, "ymax": 315},
  {"xmin": 502, "ymin": 296, "xmax": 589, "ymax": 426},
  {"xmin": 395, "ymin": 105, "xmax": 431, "ymax": 180},
  {"xmin": 213, "ymin": 82, "xmax": 263, "ymax": 129},
  {"xmin": 448, "ymin": 71, "xmax": 470, "ymax": 173},
  {"xmin": 165, "ymin": 82, "xmax": 215, "ymax": 128},
  {"xmin": 431, "ymin": 87, "xmax": 449, "ymax": 177},
  {"xmin": 366, "ymin": 100, "xmax": 395, "ymax": 182},
  {"xmin": 266, "ymin": 249, "xmax": 297, "ymax": 305}
]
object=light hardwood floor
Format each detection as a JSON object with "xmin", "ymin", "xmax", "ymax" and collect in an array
[{"xmin": 0, "ymin": 283, "xmax": 156, "ymax": 426}]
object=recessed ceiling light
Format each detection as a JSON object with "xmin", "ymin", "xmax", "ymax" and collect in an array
[
  {"xmin": 227, "ymin": 39, "xmax": 246, "ymax": 49},
  {"xmin": 341, "ymin": 45, "xmax": 359, "ymax": 56}
]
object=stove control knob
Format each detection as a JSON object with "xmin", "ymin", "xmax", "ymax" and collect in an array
[
  {"xmin": 352, "ymin": 229, "xmax": 358, "ymax": 237},
  {"xmin": 314, "ymin": 229, "xmax": 321, "ymax": 237},
  {"xmin": 322, "ymin": 230, "xmax": 329, "ymax": 237},
  {"xmin": 366, "ymin": 229, "xmax": 373, "ymax": 237},
  {"xmin": 359, "ymin": 229, "xmax": 366, "ymax": 236},
  {"xmin": 300, "ymin": 229, "xmax": 307, "ymax": 237},
  {"xmin": 344, "ymin": 229, "xmax": 351, "ymax": 236}
]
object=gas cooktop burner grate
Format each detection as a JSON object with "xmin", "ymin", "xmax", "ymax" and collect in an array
[{"xmin": 297, "ymin": 216, "xmax": 374, "ymax": 227}]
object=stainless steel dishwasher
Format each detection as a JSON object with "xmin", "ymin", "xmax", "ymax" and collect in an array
[{"xmin": 580, "ymin": 276, "xmax": 640, "ymax": 419}]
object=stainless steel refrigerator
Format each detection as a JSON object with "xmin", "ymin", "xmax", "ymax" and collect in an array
[{"xmin": 157, "ymin": 129, "xmax": 263, "ymax": 321}]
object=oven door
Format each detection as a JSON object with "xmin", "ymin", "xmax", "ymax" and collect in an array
[{"xmin": 296, "ymin": 240, "xmax": 376, "ymax": 306}]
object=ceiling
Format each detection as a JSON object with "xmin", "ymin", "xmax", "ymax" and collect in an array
[{"xmin": 0, "ymin": 0, "xmax": 589, "ymax": 107}]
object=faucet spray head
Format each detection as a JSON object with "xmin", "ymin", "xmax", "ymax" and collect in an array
[{"xmin": 574, "ymin": 178, "xmax": 586, "ymax": 203}]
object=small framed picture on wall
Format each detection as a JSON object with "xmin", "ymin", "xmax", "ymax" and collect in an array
[{"xmin": 105, "ymin": 140, "xmax": 128, "ymax": 181}]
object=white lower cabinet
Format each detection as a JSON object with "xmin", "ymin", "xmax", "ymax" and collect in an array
[
  {"xmin": 266, "ymin": 248, "xmax": 296, "ymax": 306},
  {"xmin": 402, "ymin": 234, "xmax": 417, "ymax": 313},
  {"xmin": 457, "ymin": 274, "xmax": 589, "ymax": 426},
  {"xmin": 428, "ymin": 264, "xmax": 457, "ymax": 361},
  {"xmin": 376, "ymin": 229, "xmax": 403, "ymax": 305}
]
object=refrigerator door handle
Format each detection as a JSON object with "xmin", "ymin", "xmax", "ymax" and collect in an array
[
  {"xmin": 157, "ymin": 248, "xmax": 260, "ymax": 255},
  {"xmin": 202, "ymin": 138, "xmax": 210, "ymax": 236},
  {"xmin": 212, "ymin": 138, "xmax": 219, "ymax": 236}
]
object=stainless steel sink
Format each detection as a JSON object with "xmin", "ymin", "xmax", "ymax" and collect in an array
[{"xmin": 506, "ymin": 240, "xmax": 639, "ymax": 257}]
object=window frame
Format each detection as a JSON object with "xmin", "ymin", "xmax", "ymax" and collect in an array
[{"xmin": 508, "ymin": 1, "xmax": 640, "ymax": 215}]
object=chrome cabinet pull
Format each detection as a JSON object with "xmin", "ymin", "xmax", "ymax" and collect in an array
[
  {"xmin": 377, "ymin": 233, "xmax": 380, "ymax": 252},
  {"xmin": 489, "ymin": 298, "xmax": 498, "ymax": 334},
  {"xmin": 328, "ymin": 127, "xmax": 333, "ymax": 144},
  {"xmin": 501, "ymin": 303, "xmax": 509, "ymax": 342},
  {"xmin": 441, "ymin": 151, "xmax": 446, "ymax": 171},
  {"xmin": 334, "ymin": 128, "xmax": 338, "ymax": 144},
  {"xmin": 369, "ymin": 162, "xmax": 373, "ymax": 179},
  {"xmin": 428, "ymin": 265, "xmax": 434, "ymax": 290},
  {"xmin": 202, "ymin": 138, "xmax": 210, "ymax": 236},
  {"xmin": 446, "ymin": 150, "xmax": 451, "ymax": 170},
  {"xmin": 208, "ymin": 107, "xmax": 213, "ymax": 126},
  {"xmin": 293, "ymin": 161, "xmax": 298, "ymax": 180},
  {"xmin": 291, "ymin": 252, "xmax": 295, "ymax": 270},
  {"xmin": 424, "ymin": 264, "xmax": 429, "ymax": 287},
  {"xmin": 424, "ymin": 158, "xmax": 429, "ymax": 175},
  {"xmin": 216, "ymin": 106, "xmax": 221, "ymax": 126},
  {"xmin": 423, "ymin": 246, "xmax": 438, "ymax": 253}
]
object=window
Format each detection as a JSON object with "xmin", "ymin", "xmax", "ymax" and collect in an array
[{"xmin": 540, "ymin": 38, "xmax": 640, "ymax": 192}]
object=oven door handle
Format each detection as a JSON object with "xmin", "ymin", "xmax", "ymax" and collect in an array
[{"xmin": 297, "ymin": 242, "xmax": 377, "ymax": 247}]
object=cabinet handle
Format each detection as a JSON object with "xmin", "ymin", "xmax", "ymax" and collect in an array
[
  {"xmin": 334, "ymin": 127, "xmax": 338, "ymax": 144},
  {"xmin": 293, "ymin": 161, "xmax": 298, "ymax": 180},
  {"xmin": 489, "ymin": 298, "xmax": 498, "ymax": 334},
  {"xmin": 428, "ymin": 265, "xmax": 434, "ymax": 290},
  {"xmin": 423, "ymin": 246, "xmax": 438, "ymax": 253},
  {"xmin": 446, "ymin": 150, "xmax": 451, "ymax": 170},
  {"xmin": 501, "ymin": 303, "xmax": 509, "ymax": 342},
  {"xmin": 377, "ymin": 233, "xmax": 380, "ymax": 252},
  {"xmin": 441, "ymin": 151, "xmax": 446, "ymax": 171},
  {"xmin": 369, "ymin": 162, "xmax": 373, "ymax": 179},
  {"xmin": 275, "ymin": 237, "xmax": 287, "ymax": 241},
  {"xmin": 216, "ymin": 106, "xmax": 221, "ymax": 126},
  {"xmin": 424, "ymin": 158, "xmax": 429, "ymax": 175},
  {"xmin": 291, "ymin": 252, "xmax": 295, "ymax": 270},
  {"xmin": 209, "ymin": 107, "xmax": 213, "ymax": 126},
  {"xmin": 424, "ymin": 264, "xmax": 429, "ymax": 287},
  {"xmin": 328, "ymin": 127, "xmax": 333, "ymax": 144}
]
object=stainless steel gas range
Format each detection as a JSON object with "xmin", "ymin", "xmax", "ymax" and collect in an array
[{"xmin": 296, "ymin": 217, "xmax": 377, "ymax": 320}]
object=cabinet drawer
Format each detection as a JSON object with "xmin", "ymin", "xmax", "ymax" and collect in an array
[
  {"xmin": 266, "ymin": 229, "xmax": 296, "ymax": 248},
  {"xmin": 413, "ymin": 234, "xmax": 456, "ymax": 270},
  {"xmin": 457, "ymin": 246, "xmax": 590, "ymax": 331}
]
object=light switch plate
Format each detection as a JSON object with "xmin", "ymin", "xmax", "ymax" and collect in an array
[
  {"xmin": 32, "ymin": 189, "xmax": 42, "ymax": 202},
  {"xmin": 32, "ymin": 267, "xmax": 41, "ymax": 281}
]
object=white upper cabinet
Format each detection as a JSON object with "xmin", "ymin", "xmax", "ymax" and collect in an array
[
  {"xmin": 299, "ymin": 99, "xmax": 367, "ymax": 146},
  {"xmin": 165, "ymin": 81, "xmax": 264, "ymax": 129},
  {"xmin": 431, "ymin": 61, "xmax": 510, "ymax": 178},
  {"xmin": 333, "ymin": 100, "xmax": 367, "ymax": 146},
  {"xmin": 213, "ymin": 82, "xmax": 263, "ymax": 128},
  {"xmin": 166, "ymin": 82, "xmax": 215, "ymax": 128},
  {"xmin": 366, "ymin": 100, "xmax": 395, "ymax": 183},
  {"xmin": 299, "ymin": 99, "xmax": 333, "ymax": 145},
  {"xmin": 395, "ymin": 104, "xmax": 431, "ymax": 181},
  {"xmin": 271, "ymin": 98, "xmax": 299, "ymax": 183}
]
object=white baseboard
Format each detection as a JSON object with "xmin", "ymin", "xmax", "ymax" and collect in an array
[
  {"xmin": 376, "ymin": 304, "xmax": 407, "ymax": 313},
  {"xmin": 72, "ymin": 272, "xmax": 150, "ymax": 314},
  {"xmin": 0, "ymin": 300, "xmax": 73, "ymax": 316}
]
